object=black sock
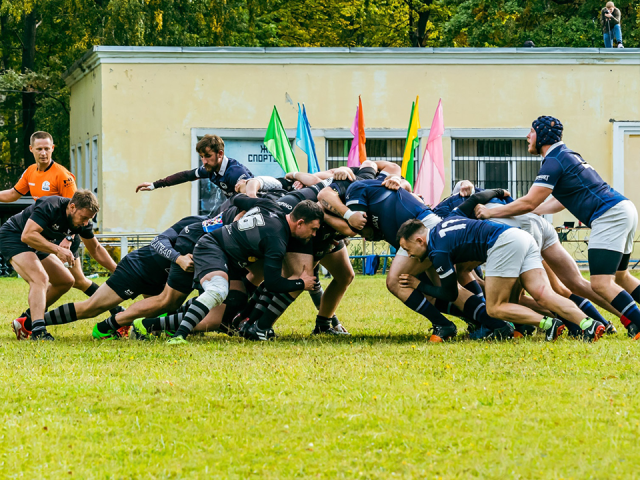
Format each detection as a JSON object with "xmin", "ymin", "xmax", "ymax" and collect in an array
[
  {"xmin": 331, "ymin": 315, "xmax": 341, "ymax": 327},
  {"xmin": 241, "ymin": 277, "xmax": 258, "ymax": 297},
  {"xmin": 463, "ymin": 280, "xmax": 484, "ymax": 298},
  {"xmin": 84, "ymin": 282, "xmax": 100, "ymax": 297},
  {"xmin": 220, "ymin": 291, "xmax": 248, "ymax": 327},
  {"xmin": 31, "ymin": 319, "xmax": 46, "ymax": 336},
  {"xmin": 631, "ymin": 286, "xmax": 640, "ymax": 304},
  {"xmin": 174, "ymin": 299, "xmax": 210, "ymax": 338},
  {"xmin": 257, "ymin": 293, "xmax": 295, "ymax": 330},
  {"xmin": 309, "ymin": 282, "xmax": 324, "ymax": 310},
  {"xmin": 463, "ymin": 295, "xmax": 506, "ymax": 330},
  {"xmin": 611, "ymin": 291, "xmax": 640, "ymax": 328},
  {"xmin": 569, "ymin": 294, "xmax": 610, "ymax": 326},
  {"xmin": 404, "ymin": 291, "xmax": 454, "ymax": 328},
  {"xmin": 249, "ymin": 291, "xmax": 271, "ymax": 323},
  {"xmin": 434, "ymin": 298, "xmax": 465, "ymax": 318},
  {"xmin": 96, "ymin": 314, "xmax": 121, "ymax": 334},
  {"xmin": 315, "ymin": 315, "xmax": 332, "ymax": 330},
  {"xmin": 557, "ymin": 314, "xmax": 582, "ymax": 336},
  {"xmin": 44, "ymin": 303, "xmax": 78, "ymax": 326}
]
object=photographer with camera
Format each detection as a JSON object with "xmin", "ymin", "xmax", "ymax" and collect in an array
[{"xmin": 600, "ymin": 2, "xmax": 623, "ymax": 48}]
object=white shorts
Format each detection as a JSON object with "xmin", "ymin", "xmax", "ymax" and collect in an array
[
  {"xmin": 485, "ymin": 228, "xmax": 543, "ymax": 278},
  {"xmin": 589, "ymin": 200, "xmax": 638, "ymax": 255},
  {"xmin": 523, "ymin": 214, "xmax": 558, "ymax": 253},
  {"xmin": 396, "ymin": 213, "xmax": 442, "ymax": 257}
]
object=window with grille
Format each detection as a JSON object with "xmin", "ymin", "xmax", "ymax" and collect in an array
[
  {"xmin": 326, "ymin": 138, "xmax": 415, "ymax": 171},
  {"xmin": 451, "ymin": 139, "xmax": 540, "ymax": 198}
]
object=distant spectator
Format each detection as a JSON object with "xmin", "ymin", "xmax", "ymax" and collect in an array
[
  {"xmin": 600, "ymin": 2, "xmax": 623, "ymax": 48},
  {"xmin": 523, "ymin": 40, "xmax": 535, "ymax": 48}
]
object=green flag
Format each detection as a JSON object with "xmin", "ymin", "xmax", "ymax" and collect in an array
[{"xmin": 264, "ymin": 106, "xmax": 299, "ymax": 174}]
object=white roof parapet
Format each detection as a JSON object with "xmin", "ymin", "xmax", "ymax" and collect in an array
[{"xmin": 63, "ymin": 46, "xmax": 640, "ymax": 87}]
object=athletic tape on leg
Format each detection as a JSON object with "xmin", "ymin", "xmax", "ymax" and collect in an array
[{"xmin": 198, "ymin": 276, "xmax": 229, "ymax": 310}]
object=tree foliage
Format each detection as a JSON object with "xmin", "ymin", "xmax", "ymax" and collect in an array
[{"xmin": 0, "ymin": 0, "xmax": 638, "ymax": 183}]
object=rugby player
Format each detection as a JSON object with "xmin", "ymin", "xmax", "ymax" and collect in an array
[
  {"xmin": 475, "ymin": 116, "xmax": 640, "ymax": 338},
  {"xmin": 2, "ymin": 190, "xmax": 116, "ymax": 340},
  {"xmin": 397, "ymin": 216, "xmax": 606, "ymax": 342},
  {"xmin": 319, "ymin": 179, "xmax": 515, "ymax": 341},
  {"xmin": 0, "ymin": 132, "xmax": 110, "ymax": 311},
  {"xmin": 164, "ymin": 198, "xmax": 322, "ymax": 344},
  {"xmin": 35, "ymin": 213, "xmax": 209, "ymax": 339},
  {"xmin": 136, "ymin": 134, "xmax": 252, "ymax": 198}
]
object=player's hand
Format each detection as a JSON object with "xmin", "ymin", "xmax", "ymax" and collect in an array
[
  {"xmin": 285, "ymin": 172, "xmax": 296, "ymax": 181},
  {"xmin": 502, "ymin": 190, "xmax": 511, "ymax": 198},
  {"xmin": 348, "ymin": 211, "xmax": 367, "ymax": 230},
  {"xmin": 299, "ymin": 265, "xmax": 317, "ymax": 291},
  {"xmin": 333, "ymin": 167, "xmax": 356, "ymax": 181},
  {"xmin": 382, "ymin": 176, "xmax": 402, "ymax": 191},
  {"xmin": 293, "ymin": 181, "xmax": 304, "ymax": 190},
  {"xmin": 474, "ymin": 204, "xmax": 491, "ymax": 220},
  {"xmin": 459, "ymin": 180, "xmax": 475, "ymax": 197},
  {"xmin": 59, "ymin": 237, "xmax": 73, "ymax": 250},
  {"xmin": 399, "ymin": 274, "xmax": 420, "ymax": 290},
  {"xmin": 176, "ymin": 254, "xmax": 194, "ymax": 272},
  {"xmin": 56, "ymin": 245, "xmax": 75, "ymax": 267},
  {"xmin": 136, "ymin": 182, "xmax": 154, "ymax": 192}
]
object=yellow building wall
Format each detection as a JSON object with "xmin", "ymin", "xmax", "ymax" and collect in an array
[
  {"xmin": 625, "ymin": 135, "xmax": 640, "ymax": 258},
  {"xmin": 89, "ymin": 61, "xmax": 640, "ymax": 233},
  {"xmin": 68, "ymin": 66, "xmax": 103, "ymax": 226}
]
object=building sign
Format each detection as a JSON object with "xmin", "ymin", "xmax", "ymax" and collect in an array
[{"xmin": 224, "ymin": 140, "xmax": 286, "ymax": 177}]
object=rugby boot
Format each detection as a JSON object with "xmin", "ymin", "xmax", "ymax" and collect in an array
[
  {"xmin": 544, "ymin": 318, "xmax": 566, "ymax": 342},
  {"xmin": 11, "ymin": 316, "xmax": 31, "ymax": 340},
  {"xmin": 582, "ymin": 320, "xmax": 606, "ymax": 343},
  {"xmin": 244, "ymin": 323, "xmax": 276, "ymax": 342},
  {"xmin": 429, "ymin": 323, "xmax": 457, "ymax": 342}
]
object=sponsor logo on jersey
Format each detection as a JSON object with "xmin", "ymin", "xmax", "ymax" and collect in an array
[
  {"xmin": 42, "ymin": 181, "xmax": 51, "ymax": 191},
  {"xmin": 219, "ymin": 182, "xmax": 227, "ymax": 190},
  {"xmin": 202, "ymin": 214, "xmax": 224, "ymax": 233},
  {"xmin": 247, "ymin": 256, "xmax": 257, "ymax": 263},
  {"xmin": 124, "ymin": 289, "xmax": 134, "ymax": 296},
  {"xmin": 52, "ymin": 224, "xmax": 60, "ymax": 230},
  {"xmin": 277, "ymin": 202, "xmax": 292, "ymax": 211},
  {"xmin": 63, "ymin": 177, "xmax": 74, "ymax": 187},
  {"xmin": 535, "ymin": 175, "xmax": 550, "ymax": 181},
  {"xmin": 436, "ymin": 266, "xmax": 444, "ymax": 273}
]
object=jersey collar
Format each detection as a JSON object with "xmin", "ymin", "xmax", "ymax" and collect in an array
[
  {"xmin": 39, "ymin": 160, "xmax": 55, "ymax": 172},
  {"xmin": 217, "ymin": 156, "xmax": 229, "ymax": 176},
  {"xmin": 543, "ymin": 141, "xmax": 564, "ymax": 158}
]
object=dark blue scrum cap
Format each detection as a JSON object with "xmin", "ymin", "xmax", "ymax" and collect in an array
[{"xmin": 532, "ymin": 116, "xmax": 563, "ymax": 151}]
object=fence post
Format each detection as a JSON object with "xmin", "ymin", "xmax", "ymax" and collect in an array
[{"xmin": 120, "ymin": 235, "xmax": 129, "ymax": 261}]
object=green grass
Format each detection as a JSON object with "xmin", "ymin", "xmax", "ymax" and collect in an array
[{"xmin": 1, "ymin": 275, "xmax": 640, "ymax": 479}]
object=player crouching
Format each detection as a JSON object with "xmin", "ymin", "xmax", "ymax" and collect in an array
[{"xmin": 2, "ymin": 190, "xmax": 117, "ymax": 341}]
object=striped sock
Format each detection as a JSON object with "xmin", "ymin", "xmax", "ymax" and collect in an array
[
  {"xmin": 611, "ymin": 291, "xmax": 640, "ymax": 328},
  {"xmin": 44, "ymin": 303, "xmax": 77, "ymax": 326},
  {"xmin": 257, "ymin": 292, "xmax": 295, "ymax": 330},
  {"xmin": 569, "ymin": 294, "xmax": 610, "ymax": 326},
  {"xmin": 31, "ymin": 319, "xmax": 46, "ymax": 336},
  {"xmin": 174, "ymin": 299, "xmax": 209, "ymax": 339}
]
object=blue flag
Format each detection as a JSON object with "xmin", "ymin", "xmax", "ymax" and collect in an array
[{"xmin": 296, "ymin": 104, "xmax": 319, "ymax": 174}]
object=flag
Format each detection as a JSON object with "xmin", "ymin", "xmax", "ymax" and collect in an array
[
  {"xmin": 347, "ymin": 96, "xmax": 366, "ymax": 167},
  {"xmin": 296, "ymin": 104, "xmax": 319, "ymax": 174},
  {"xmin": 264, "ymin": 106, "xmax": 299, "ymax": 174},
  {"xmin": 401, "ymin": 96, "xmax": 421, "ymax": 188},
  {"xmin": 415, "ymin": 99, "xmax": 445, "ymax": 205}
]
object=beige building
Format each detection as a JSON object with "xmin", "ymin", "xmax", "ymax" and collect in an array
[{"xmin": 63, "ymin": 46, "xmax": 640, "ymax": 256}]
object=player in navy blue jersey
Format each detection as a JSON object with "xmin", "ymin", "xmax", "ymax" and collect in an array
[
  {"xmin": 475, "ymin": 116, "xmax": 640, "ymax": 339},
  {"xmin": 397, "ymin": 216, "xmax": 606, "ymax": 342},
  {"xmin": 319, "ymin": 179, "xmax": 515, "ymax": 341},
  {"xmin": 455, "ymin": 187, "xmax": 619, "ymax": 336},
  {"xmin": 135, "ymin": 134, "xmax": 253, "ymax": 198}
]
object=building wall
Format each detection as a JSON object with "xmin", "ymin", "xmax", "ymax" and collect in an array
[
  {"xmin": 69, "ymin": 66, "xmax": 103, "ymax": 227},
  {"xmin": 68, "ymin": 51, "xmax": 640, "ymax": 233},
  {"xmin": 625, "ymin": 134, "xmax": 640, "ymax": 258}
]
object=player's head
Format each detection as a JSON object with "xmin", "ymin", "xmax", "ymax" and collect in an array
[
  {"xmin": 397, "ymin": 219, "xmax": 429, "ymax": 261},
  {"xmin": 196, "ymin": 135, "xmax": 225, "ymax": 173},
  {"xmin": 29, "ymin": 131, "xmax": 55, "ymax": 164},
  {"xmin": 234, "ymin": 178, "xmax": 249, "ymax": 194},
  {"xmin": 68, "ymin": 189, "xmax": 99, "ymax": 227},
  {"xmin": 528, "ymin": 116, "xmax": 563, "ymax": 155},
  {"xmin": 289, "ymin": 200, "xmax": 323, "ymax": 242}
]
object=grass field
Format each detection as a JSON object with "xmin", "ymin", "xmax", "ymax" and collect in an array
[{"xmin": 2, "ymin": 274, "xmax": 640, "ymax": 479}]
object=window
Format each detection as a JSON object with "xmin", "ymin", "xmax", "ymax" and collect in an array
[
  {"xmin": 84, "ymin": 140, "xmax": 91, "ymax": 190},
  {"xmin": 326, "ymin": 138, "xmax": 413, "ymax": 171},
  {"xmin": 76, "ymin": 145, "xmax": 83, "ymax": 189},
  {"xmin": 451, "ymin": 139, "xmax": 539, "ymax": 198},
  {"xmin": 91, "ymin": 137, "xmax": 99, "ymax": 195}
]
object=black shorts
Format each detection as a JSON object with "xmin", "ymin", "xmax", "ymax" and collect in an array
[
  {"xmin": 0, "ymin": 226, "xmax": 36, "ymax": 262},
  {"xmin": 167, "ymin": 262, "xmax": 196, "ymax": 295},
  {"xmin": 314, "ymin": 239, "xmax": 346, "ymax": 262},
  {"xmin": 193, "ymin": 234, "xmax": 246, "ymax": 283},
  {"xmin": 105, "ymin": 254, "xmax": 167, "ymax": 300}
]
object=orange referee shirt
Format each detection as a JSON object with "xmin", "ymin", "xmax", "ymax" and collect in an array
[{"xmin": 14, "ymin": 161, "xmax": 77, "ymax": 200}]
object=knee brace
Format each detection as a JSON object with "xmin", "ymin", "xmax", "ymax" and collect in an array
[{"xmin": 198, "ymin": 276, "xmax": 229, "ymax": 310}]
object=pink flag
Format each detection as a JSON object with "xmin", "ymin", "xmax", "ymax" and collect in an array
[
  {"xmin": 415, "ymin": 99, "xmax": 445, "ymax": 205},
  {"xmin": 347, "ymin": 106, "xmax": 360, "ymax": 167}
]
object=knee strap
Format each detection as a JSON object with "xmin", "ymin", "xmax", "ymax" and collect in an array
[{"xmin": 198, "ymin": 276, "xmax": 229, "ymax": 310}]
